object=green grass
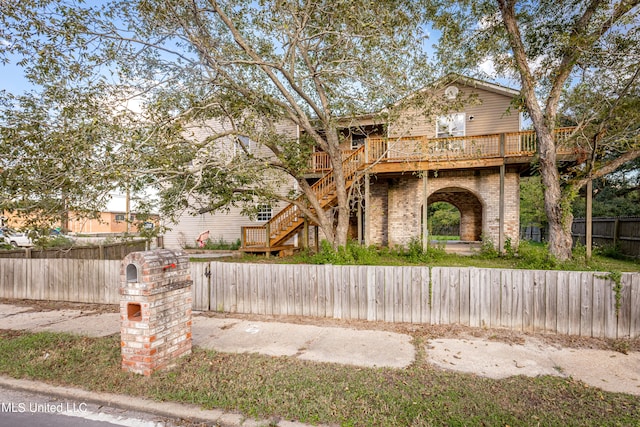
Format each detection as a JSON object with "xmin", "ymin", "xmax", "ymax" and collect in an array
[
  {"xmin": 232, "ymin": 240, "xmax": 640, "ymax": 272},
  {"xmin": 0, "ymin": 330, "xmax": 638, "ymax": 426}
]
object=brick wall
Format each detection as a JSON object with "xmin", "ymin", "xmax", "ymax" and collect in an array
[
  {"xmin": 367, "ymin": 168, "xmax": 520, "ymax": 249},
  {"xmin": 368, "ymin": 179, "xmax": 389, "ymax": 246},
  {"xmin": 120, "ymin": 249, "xmax": 193, "ymax": 376}
]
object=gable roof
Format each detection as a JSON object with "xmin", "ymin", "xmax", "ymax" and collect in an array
[
  {"xmin": 436, "ymin": 73, "xmax": 520, "ymax": 97},
  {"xmin": 333, "ymin": 73, "xmax": 520, "ymax": 128}
]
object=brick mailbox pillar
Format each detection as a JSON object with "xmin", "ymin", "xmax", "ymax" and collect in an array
[{"xmin": 120, "ymin": 249, "xmax": 193, "ymax": 376}]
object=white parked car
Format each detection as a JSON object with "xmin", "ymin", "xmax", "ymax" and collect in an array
[{"xmin": 0, "ymin": 229, "xmax": 34, "ymax": 247}]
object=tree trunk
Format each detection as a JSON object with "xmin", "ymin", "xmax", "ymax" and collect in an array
[
  {"xmin": 537, "ymin": 131, "xmax": 574, "ymax": 261},
  {"xmin": 328, "ymin": 140, "xmax": 350, "ymax": 249}
]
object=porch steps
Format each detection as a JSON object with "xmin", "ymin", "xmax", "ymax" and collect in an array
[
  {"xmin": 437, "ymin": 241, "xmax": 482, "ymax": 256},
  {"xmin": 240, "ymin": 146, "xmax": 366, "ymax": 254}
]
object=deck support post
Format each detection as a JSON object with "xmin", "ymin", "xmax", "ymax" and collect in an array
[
  {"xmin": 364, "ymin": 173, "xmax": 371, "ymax": 246},
  {"xmin": 422, "ymin": 171, "xmax": 429, "ymax": 251},
  {"xmin": 303, "ymin": 218, "xmax": 309, "ymax": 250},
  {"xmin": 499, "ymin": 133, "xmax": 505, "ymax": 254},
  {"xmin": 265, "ymin": 223, "xmax": 271, "ymax": 258},
  {"xmin": 357, "ymin": 200, "xmax": 363, "ymax": 245}
]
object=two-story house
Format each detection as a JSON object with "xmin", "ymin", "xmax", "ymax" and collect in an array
[{"xmin": 163, "ymin": 74, "xmax": 579, "ymax": 252}]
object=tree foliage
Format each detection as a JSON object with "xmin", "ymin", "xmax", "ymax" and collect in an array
[
  {"xmin": 1, "ymin": 0, "xmax": 434, "ymax": 246},
  {"xmin": 520, "ymin": 176, "xmax": 547, "ymax": 228},
  {"xmin": 0, "ymin": 82, "xmax": 144, "ymax": 230}
]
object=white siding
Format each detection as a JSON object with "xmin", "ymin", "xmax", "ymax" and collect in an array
[{"xmin": 164, "ymin": 117, "xmax": 299, "ymax": 249}]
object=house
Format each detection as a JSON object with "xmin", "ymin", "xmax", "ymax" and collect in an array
[
  {"xmin": 164, "ymin": 75, "xmax": 581, "ymax": 252},
  {"xmin": 66, "ymin": 211, "xmax": 160, "ymax": 234},
  {"xmin": 162, "ymin": 120, "xmax": 298, "ymax": 249}
]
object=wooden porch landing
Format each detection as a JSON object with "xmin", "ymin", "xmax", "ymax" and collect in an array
[{"xmin": 239, "ymin": 244, "xmax": 296, "ymax": 257}]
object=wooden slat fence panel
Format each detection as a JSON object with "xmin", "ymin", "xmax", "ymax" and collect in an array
[
  {"xmin": 572, "ymin": 217, "xmax": 640, "ymax": 257},
  {"xmin": 616, "ymin": 274, "xmax": 632, "ymax": 339},
  {"xmin": 631, "ymin": 274, "xmax": 640, "ymax": 338},
  {"xmin": 544, "ymin": 271, "xmax": 557, "ymax": 333},
  {"xmin": 2, "ymin": 259, "xmax": 640, "ymax": 339},
  {"xmin": 190, "ymin": 262, "xmax": 210, "ymax": 311}
]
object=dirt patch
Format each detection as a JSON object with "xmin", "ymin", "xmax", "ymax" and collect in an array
[
  {"xmin": 0, "ymin": 298, "xmax": 119, "ymax": 315},
  {"xmin": 2, "ymin": 298, "xmax": 637, "ymax": 353}
]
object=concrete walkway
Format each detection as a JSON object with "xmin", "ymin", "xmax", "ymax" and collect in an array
[{"xmin": 0, "ymin": 302, "xmax": 639, "ymax": 398}]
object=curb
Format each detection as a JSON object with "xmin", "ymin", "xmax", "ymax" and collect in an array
[{"xmin": 0, "ymin": 376, "xmax": 323, "ymax": 427}]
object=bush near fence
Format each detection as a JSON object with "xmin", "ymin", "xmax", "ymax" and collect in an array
[{"xmin": 1, "ymin": 259, "xmax": 638, "ymax": 340}]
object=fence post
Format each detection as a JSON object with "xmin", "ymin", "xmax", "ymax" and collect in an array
[
  {"xmin": 614, "ymin": 218, "xmax": 620, "ymax": 247},
  {"xmin": 240, "ymin": 227, "xmax": 246, "ymax": 248}
]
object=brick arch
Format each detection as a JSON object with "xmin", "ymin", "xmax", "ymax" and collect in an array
[{"xmin": 427, "ymin": 187, "xmax": 483, "ymax": 241}]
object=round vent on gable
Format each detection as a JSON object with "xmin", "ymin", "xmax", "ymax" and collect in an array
[{"xmin": 445, "ymin": 85, "xmax": 459, "ymax": 100}]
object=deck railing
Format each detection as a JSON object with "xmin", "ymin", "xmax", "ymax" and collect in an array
[
  {"xmin": 308, "ymin": 150, "xmax": 355, "ymax": 173},
  {"xmin": 305, "ymin": 128, "xmax": 579, "ymax": 172}
]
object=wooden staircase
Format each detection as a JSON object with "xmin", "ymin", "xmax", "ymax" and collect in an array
[{"xmin": 241, "ymin": 145, "xmax": 366, "ymax": 253}]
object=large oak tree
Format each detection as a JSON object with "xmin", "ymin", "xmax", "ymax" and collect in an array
[{"xmin": 429, "ymin": 0, "xmax": 640, "ymax": 260}]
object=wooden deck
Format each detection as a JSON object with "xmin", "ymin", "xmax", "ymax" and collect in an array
[
  {"xmin": 306, "ymin": 127, "xmax": 580, "ymax": 174},
  {"xmin": 242, "ymin": 128, "xmax": 584, "ymax": 252}
]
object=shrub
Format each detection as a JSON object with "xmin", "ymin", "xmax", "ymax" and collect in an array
[
  {"xmin": 594, "ymin": 243, "xmax": 627, "ymax": 260},
  {"xmin": 38, "ymin": 235, "xmax": 74, "ymax": 248},
  {"xmin": 308, "ymin": 240, "xmax": 381, "ymax": 265},
  {"xmin": 396, "ymin": 237, "xmax": 446, "ymax": 264},
  {"xmin": 515, "ymin": 241, "xmax": 557, "ymax": 270},
  {"xmin": 478, "ymin": 235, "xmax": 499, "ymax": 259},
  {"xmin": 201, "ymin": 237, "xmax": 241, "ymax": 250},
  {"xmin": 503, "ymin": 237, "xmax": 516, "ymax": 258}
]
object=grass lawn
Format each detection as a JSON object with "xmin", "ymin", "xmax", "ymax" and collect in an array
[
  {"xmin": 0, "ymin": 330, "xmax": 638, "ymax": 426},
  {"xmin": 221, "ymin": 240, "xmax": 640, "ymax": 273}
]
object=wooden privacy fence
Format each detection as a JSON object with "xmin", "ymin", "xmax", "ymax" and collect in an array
[
  {"xmin": 572, "ymin": 217, "xmax": 640, "ymax": 258},
  {"xmin": 0, "ymin": 240, "xmax": 148, "ymax": 260},
  {"xmin": 1, "ymin": 259, "xmax": 639, "ymax": 339},
  {"xmin": 192, "ymin": 262, "xmax": 640, "ymax": 339},
  {"xmin": 0, "ymin": 259, "xmax": 121, "ymax": 304}
]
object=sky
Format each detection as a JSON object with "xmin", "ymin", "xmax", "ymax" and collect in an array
[{"xmin": 0, "ymin": 43, "xmax": 32, "ymax": 94}]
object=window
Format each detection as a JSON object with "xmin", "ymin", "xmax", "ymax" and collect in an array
[
  {"xmin": 115, "ymin": 214, "xmax": 125, "ymax": 222},
  {"xmin": 234, "ymin": 135, "xmax": 253, "ymax": 156},
  {"xmin": 436, "ymin": 113, "xmax": 465, "ymax": 138},
  {"xmin": 351, "ymin": 136, "xmax": 366, "ymax": 150},
  {"xmin": 256, "ymin": 205, "xmax": 272, "ymax": 222}
]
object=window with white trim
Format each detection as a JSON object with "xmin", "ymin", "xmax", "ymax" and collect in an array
[
  {"xmin": 256, "ymin": 205, "xmax": 272, "ymax": 221},
  {"xmin": 436, "ymin": 113, "xmax": 466, "ymax": 138}
]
